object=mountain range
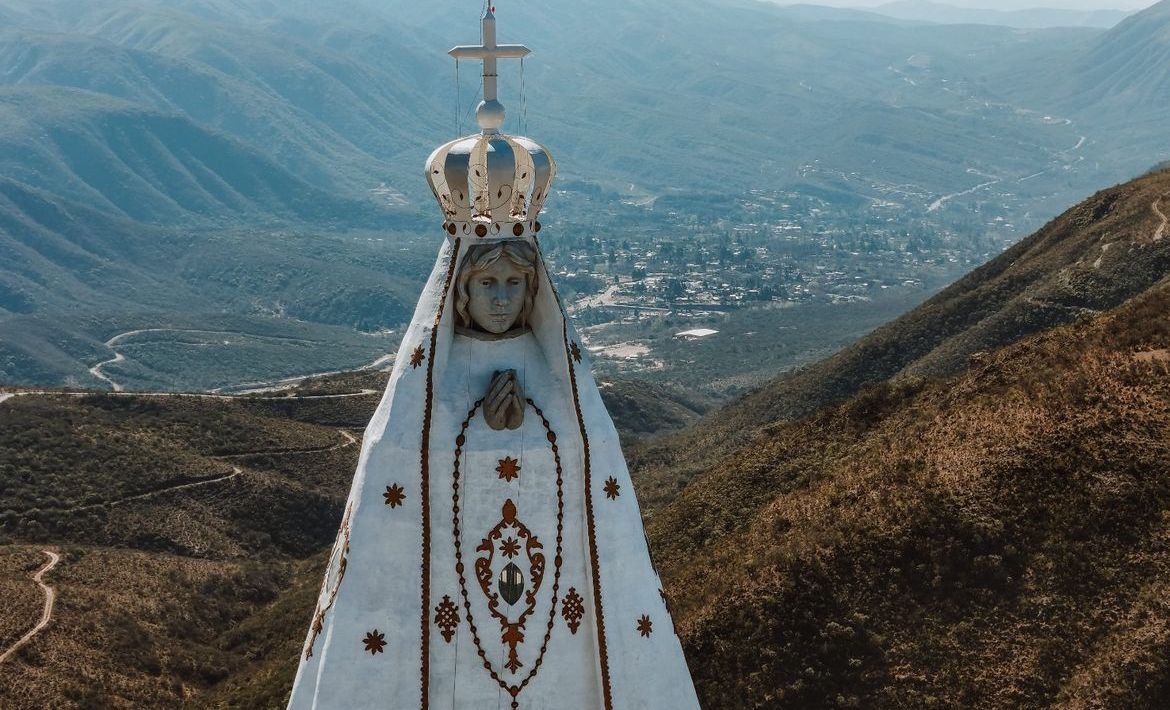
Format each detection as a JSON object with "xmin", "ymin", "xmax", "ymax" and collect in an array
[
  {"xmin": 2, "ymin": 162, "xmax": 1168, "ymax": 709},
  {"xmin": 2, "ymin": 0, "xmax": 1170, "ymax": 395},
  {"xmin": 3, "ymin": 0, "xmax": 1170, "ymax": 389},
  {"xmin": 644, "ymin": 164, "xmax": 1170, "ymax": 707},
  {"xmin": 864, "ymin": 0, "xmax": 1134, "ymax": 28}
]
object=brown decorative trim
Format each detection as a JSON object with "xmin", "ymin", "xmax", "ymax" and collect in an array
[
  {"xmin": 304, "ymin": 503, "xmax": 352, "ymax": 659},
  {"xmin": 420, "ymin": 237, "xmax": 462, "ymax": 708},
  {"xmin": 451, "ymin": 397, "xmax": 565, "ymax": 702},
  {"xmin": 474, "ymin": 498, "xmax": 545, "ymax": 674},
  {"xmin": 535, "ymin": 237, "xmax": 614, "ymax": 710},
  {"xmin": 570, "ymin": 341, "xmax": 582, "ymax": 363},
  {"xmin": 660, "ymin": 588, "xmax": 679, "ymax": 636},
  {"xmin": 435, "ymin": 595, "xmax": 460, "ymax": 643},
  {"xmin": 562, "ymin": 587, "xmax": 585, "ymax": 634}
]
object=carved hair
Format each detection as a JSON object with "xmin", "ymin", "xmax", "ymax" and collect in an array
[{"xmin": 454, "ymin": 241, "xmax": 540, "ymax": 329}]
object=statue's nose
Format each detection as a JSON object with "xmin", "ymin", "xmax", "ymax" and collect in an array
[{"xmin": 492, "ymin": 284, "xmax": 510, "ymax": 305}]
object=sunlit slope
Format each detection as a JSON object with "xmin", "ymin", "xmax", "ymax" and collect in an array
[
  {"xmin": 653, "ymin": 255, "xmax": 1170, "ymax": 708},
  {"xmin": 0, "ymin": 88, "xmax": 384, "ymax": 225},
  {"xmin": 630, "ymin": 167, "xmax": 1170, "ymax": 508}
]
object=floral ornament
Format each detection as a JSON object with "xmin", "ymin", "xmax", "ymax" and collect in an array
[
  {"xmin": 562, "ymin": 587, "xmax": 585, "ymax": 634},
  {"xmin": 410, "ymin": 344, "xmax": 425, "ymax": 369},
  {"xmin": 384, "ymin": 483, "xmax": 406, "ymax": 508},
  {"xmin": 603, "ymin": 476, "xmax": 621, "ymax": 500},
  {"xmin": 496, "ymin": 456, "xmax": 521, "ymax": 482},
  {"xmin": 363, "ymin": 630, "xmax": 387, "ymax": 654},
  {"xmin": 570, "ymin": 341, "xmax": 583, "ymax": 363},
  {"xmin": 637, "ymin": 615, "xmax": 653, "ymax": 638},
  {"xmin": 500, "ymin": 537, "xmax": 521, "ymax": 559},
  {"xmin": 435, "ymin": 596, "xmax": 460, "ymax": 643}
]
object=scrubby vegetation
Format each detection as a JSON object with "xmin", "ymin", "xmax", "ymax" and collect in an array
[
  {"xmin": 653, "ymin": 265, "xmax": 1170, "ymax": 708},
  {"xmin": 3, "ymin": 170, "xmax": 1170, "ymax": 707}
]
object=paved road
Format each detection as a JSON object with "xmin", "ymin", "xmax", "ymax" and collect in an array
[{"xmin": 0, "ymin": 551, "xmax": 61, "ymax": 665}]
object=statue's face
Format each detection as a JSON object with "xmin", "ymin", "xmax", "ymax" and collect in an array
[{"xmin": 467, "ymin": 257, "xmax": 529, "ymax": 334}]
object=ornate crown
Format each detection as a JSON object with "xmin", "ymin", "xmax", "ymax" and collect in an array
[{"xmin": 425, "ymin": 7, "xmax": 556, "ymax": 241}]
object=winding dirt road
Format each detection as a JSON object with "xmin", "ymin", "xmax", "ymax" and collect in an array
[
  {"xmin": 928, "ymin": 179, "xmax": 1001, "ymax": 213},
  {"xmin": 0, "ymin": 551, "xmax": 60, "ymax": 665},
  {"xmin": 1154, "ymin": 196, "xmax": 1167, "ymax": 242},
  {"xmin": 14, "ymin": 429, "xmax": 357, "ymax": 517},
  {"xmin": 0, "ymin": 389, "xmax": 377, "ymax": 408},
  {"xmin": 87, "ymin": 328, "xmax": 367, "ymax": 392}
]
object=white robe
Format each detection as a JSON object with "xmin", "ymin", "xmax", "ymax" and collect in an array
[{"xmin": 289, "ymin": 237, "xmax": 700, "ymax": 709}]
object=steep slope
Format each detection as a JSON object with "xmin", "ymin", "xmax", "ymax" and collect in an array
[
  {"xmin": 0, "ymin": 87, "xmax": 385, "ymax": 226},
  {"xmin": 870, "ymin": 1, "xmax": 1132, "ymax": 29},
  {"xmin": 0, "ymin": 29, "xmax": 392, "ymax": 195},
  {"xmin": 652, "ymin": 261, "xmax": 1170, "ymax": 708},
  {"xmin": 631, "ymin": 166, "xmax": 1170, "ymax": 510},
  {"xmin": 0, "ymin": 0, "xmax": 1105, "ymax": 205},
  {"xmin": 1071, "ymin": 0, "xmax": 1170, "ymax": 112}
]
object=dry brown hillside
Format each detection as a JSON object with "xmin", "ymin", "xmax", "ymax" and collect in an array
[
  {"xmin": 655, "ymin": 266, "xmax": 1170, "ymax": 708},
  {"xmin": 633, "ymin": 167, "xmax": 1170, "ymax": 514}
]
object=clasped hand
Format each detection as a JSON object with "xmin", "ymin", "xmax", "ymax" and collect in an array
[{"xmin": 484, "ymin": 369, "xmax": 524, "ymax": 431}]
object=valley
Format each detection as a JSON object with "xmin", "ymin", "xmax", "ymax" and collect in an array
[
  {"xmin": 3, "ymin": 0, "xmax": 1170, "ymax": 706},
  {"xmin": 3, "ymin": 165, "xmax": 1170, "ymax": 708},
  {"xmin": 4, "ymin": 0, "xmax": 1170, "ymax": 392}
]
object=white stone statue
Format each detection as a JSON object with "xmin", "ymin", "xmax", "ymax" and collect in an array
[{"xmin": 287, "ymin": 8, "xmax": 699, "ymax": 709}]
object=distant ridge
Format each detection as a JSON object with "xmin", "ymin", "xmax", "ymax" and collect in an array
[
  {"xmin": 632, "ymin": 165, "xmax": 1170, "ymax": 511},
  {"xmin": 0, "ymin": 87, "xmax": 385, "ymax": 226},
  {"xmin": 646, "ymin": 165, "xmax": 1170, "ymax": 708},
  {"xmin": 870, "ymin": 0, "xmax": 1132, "ymax": 29}
]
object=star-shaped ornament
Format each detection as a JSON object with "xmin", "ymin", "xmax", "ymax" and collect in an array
[
  {"xmin": 496, "ymin": 456, "xmax": 521, "ymax": 482},
  {"xmin": 410, "ymin": 344, "xmax": 425, "ymax": 369},
  {"xmin": 500, "ymin": 537, "xmax": 521, "ymax": 558},
  {"xmin": 363, "ymin": 630, "xmax": 387, "ymax": 654},
  {"xmin": 637, "ymin": 614, "xmax": 653, "ymax": 638},
  {"xmin": 570, "ymin": 341, "xmax": 583, "ymax": 363},
  {"xmin": 603, "ymin": 476, "xmax": 621, "ymax": 500},
  {"xmin": 384, "ymin": 484, "xmax": 406, "ymax": 508}
]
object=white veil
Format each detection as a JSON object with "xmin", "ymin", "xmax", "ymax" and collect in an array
[{"xmin": 288, "ymin": 232, "xmax": 699, "ymax": 709}]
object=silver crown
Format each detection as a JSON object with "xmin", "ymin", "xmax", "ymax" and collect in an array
[
  {"xmin": 425, "ymin": 7, "xmax": 556, "ymax": 240},
  {"xmin": 426, "ymin": 133, "xmax": 555, "ymax": 239}
]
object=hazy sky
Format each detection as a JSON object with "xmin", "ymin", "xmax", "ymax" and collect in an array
[{"xmin": 804, "ymin": 1, "xmax": 1158, "ymax": 10}]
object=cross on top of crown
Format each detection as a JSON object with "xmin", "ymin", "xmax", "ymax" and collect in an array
[{"xmin": 449, "ymin": 6, "xmax": 531, "ymax": 133}]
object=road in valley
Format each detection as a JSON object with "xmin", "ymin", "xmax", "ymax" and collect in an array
[
  {"xmin": 88, "ymin": 328, "xmax": 365, "ymax": 393},
  {"xmin": 0, "ymin": 388, "xmax": 378, "ymax": 408},
  {"xmin": 0, "ymin": 551, "xmax": 61, "ymax": 665},
  {"xmin": 1154, "ymin": 197, "xmax": 1167, "ymax": 241},
  {"xmin": 928, "ymin": 179, "xmax": 1001, "ymax": 213}
]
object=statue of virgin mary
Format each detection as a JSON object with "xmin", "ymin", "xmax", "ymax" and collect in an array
[{"xmin": 287, "ymin": 9, "xmax": 699, "ymax": 709}]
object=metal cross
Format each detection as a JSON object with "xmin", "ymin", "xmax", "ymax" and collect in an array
[{"xmin": 449, "ymin": 6, "xmax": 530, "ymax": 132}]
